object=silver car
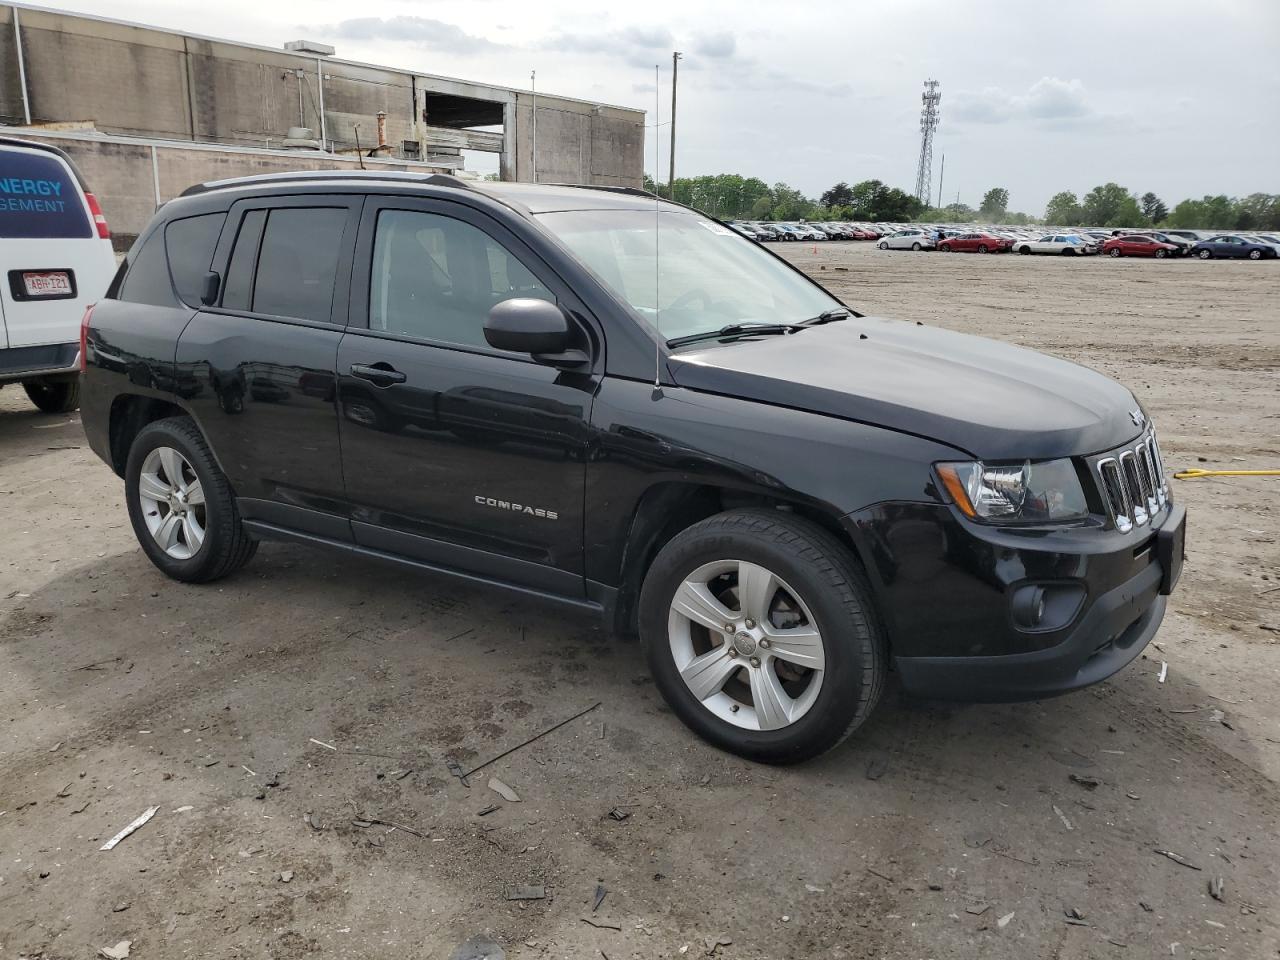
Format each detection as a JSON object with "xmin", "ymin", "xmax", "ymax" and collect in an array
[{"xmin": 877, "ymin": 229, "xmax": 937, "ymax": 251}]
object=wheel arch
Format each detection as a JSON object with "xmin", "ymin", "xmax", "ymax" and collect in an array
[{"xmin": 107, "ymin": 393, "xmax": 189, "ymax": 477}]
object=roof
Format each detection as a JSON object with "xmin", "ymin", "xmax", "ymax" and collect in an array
[{"xmin": 180, "ymin": 170, "xmax": 672, "ymax": 214}]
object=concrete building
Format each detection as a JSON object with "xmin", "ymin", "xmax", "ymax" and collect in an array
[{"xmin": 0, "ymin": 3, "xmax": 646, "ymax": 243}]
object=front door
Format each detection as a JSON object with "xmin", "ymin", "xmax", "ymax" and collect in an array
[{"xmin": 336, "ymin": 197, "xmax": 598, "ymax": 598}]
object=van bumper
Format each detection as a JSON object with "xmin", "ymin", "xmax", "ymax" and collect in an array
[{"xmin": 0, "ymin": 343, "xmax": 80, "ymax": 384}]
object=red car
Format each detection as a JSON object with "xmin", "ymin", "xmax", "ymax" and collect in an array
[
  {"xmin": 1102, "ymin": 235, "xmax": 1178, "ymax": 258},
  {"xmin": 937, "ymin": 232, "xmax": 1013, "ymax": 253}
]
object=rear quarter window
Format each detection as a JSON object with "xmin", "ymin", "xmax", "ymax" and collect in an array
[
  {"xmin": 165, "ymin": 213, "xmax": 226, "ymax": 306},
  {"xmin": 0, "ymin": 149, "xmax": 91, "ymax": 239},
  {"xmin": 118, "ymin": 230, "xmax": 178, "ymax": 307}
]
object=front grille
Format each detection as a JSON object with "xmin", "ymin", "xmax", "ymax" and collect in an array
[{"xmin": 1095, "ymin": 429, "xmax": 1168, "ymax": 533}]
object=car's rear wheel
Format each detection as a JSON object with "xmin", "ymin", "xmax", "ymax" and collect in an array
[
  {"xmin": 912, "ymin": 242, "xmax": 922, "ymax": 251},
  {"xmin": 639, "ymin": 509, "xmax": 886, "ymax": 764},
  {"xmin": 23, "ymin": 378, "xmax": 79, "ymax": 414},
  {"xmin": 1198, "ymin": 249, "xmax": 1212, "ymax": 259},
  {"xmin": 125, "ymin": 417, "xmax": 257, "ymax": 583}
]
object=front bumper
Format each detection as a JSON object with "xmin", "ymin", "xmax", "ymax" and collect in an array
[{"xmin": 847, "ymin": 499, "xmax": 1185, "ymax": 703}]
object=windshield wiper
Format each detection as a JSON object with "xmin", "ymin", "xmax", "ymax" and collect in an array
[
  {"xmin": 666, "ymin": 322, "xmax": 800, "ymax": 348},
  {"xmin": 797, "ymin": 308, "xmax": 852, "ymax": 326}
]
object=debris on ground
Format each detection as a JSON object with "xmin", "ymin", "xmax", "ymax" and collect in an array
[
  {"xmin": 99, "ymin": 805, "xmax": 159, "ymax": 851},
  {"xmin": 112, "ymin": 901, "xmax": 131, "ymax": 912},
  {"xmin": 593, "ymin": 883, "xmax": 607, "ymax": 911},
  {"xmin": 462, "ymin": 701, "xmax": 602, "ymax": 780},
  {"xmin": 280, "ymin": 870, "xmax": 294, "ymax": 883},
  {"xmin": 865, "ymin": 758, "xmax": 888, "ymax": 780},
  {"xmin": 98, "ymin": 941, "xmax": 132, "ymax": 959},
  {"xmin": 309, "ymin": 737, "xmax": 337, "ymax": 751},
  {"xmin": 704, "ymin": 934, "xmax": 732, "ymax": 955},
  {"xmin": 488, "ymin": 777, "xmax": 521, "ymax": 802},
  {"xmin": 1052, "ymin": 804, "xmax": 1074, "ymax": 830},
  {"xmin": 607, "ymin": 806, "xmax": 630, "ymax": 822},
  {"xmin": 1154, "ymin": 849, "xmax": 1201, "ymax": 870},
  {"xmin": 581, "ymin": 917, "xmax": 621, "ymax": 931},
  {"xmin": 1069, "ymin": 774, "xmax": 1100, "ymax": 791},
  {"xmin": 997, "ymin": 911, "xmax": 1016, "ymax": 929},
  {"xmin": 1158, "ymin": 661, "xmax": 1168, "ymax": 683},
  {"xmin": 506, "ymin": 884, "xmax": 546, "ymax": 901},
  {"xmin": 966, "ymin": 904, "xmax": 991, "ymax": 916},
  {"xmin": 1209, "ymin": 877, "xmax": 1225, "ymax": 901},
  {"xmin": 476, "ymin": 804, "xmax": 500, "ymax": 817},
  {"xmin": 448, "ymin": 936, "xmax": 505, "ymax": 960},
  {"xmin": 358, "ymin": 814, "xmax": 426, "ymax": 838}
]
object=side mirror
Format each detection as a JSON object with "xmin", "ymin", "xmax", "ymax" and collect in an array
[{"xmin": 485, "ymin": 299, "xmax": 589, "ymax": 369}]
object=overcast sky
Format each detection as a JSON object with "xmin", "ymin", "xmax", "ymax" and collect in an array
[{"xmin": 52, "ymin": 0, "xmax": 1280, "ymax": 213}]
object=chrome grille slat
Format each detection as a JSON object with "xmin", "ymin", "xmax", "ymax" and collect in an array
[{"xmin": 1095, "ymin": 428, "xmax": 1169, "ymax": 533}]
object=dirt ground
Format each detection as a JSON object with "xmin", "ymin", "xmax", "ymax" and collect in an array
[{"xmin": 1, "ymin": 242, "xmax": 1277, "ymax": 960}]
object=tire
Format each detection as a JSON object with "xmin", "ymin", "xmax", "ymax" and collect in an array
[
  {"xmin": 639, "ymin": 509, "xmax": 886, "ymax": 764},
  {"xmin": 878, "ymin": 241, "xmax": 888, "ymax": 250},
  {"xmin": 1155, "ymin": 249, "xmax": 1167, "ymax": 259},
  {"xmin": 1019, "ymin": 246, "xmax": 1031, "ymax": 255},
  {"xmin": 125, "ymin": 416, "xmax": 258, "ymax": 583},
  {"xmin": 1198, "ymin": 249, "xmax": 1212, "ymax": 259},
  {"xmin": 23, "ymin": 378, "xmax": 80, "ymax": 413},
  {"xmin": 1109, "ymin": 247, "xmax": 1122, "ymax": 257},
  {"xmin": 977, "ymin": 244, "xmax": 988, "ymax": 254},
  {"xmin": 1249, "ymin": 249, "xmax": 1262, "ymax": 260},
  {"xmin": 911, "ymin": 242, "xmax": 923, "ymax": 251},
  {"xmin": 938, "ymin": 244, "xmax": 950, "ymax": 252}
]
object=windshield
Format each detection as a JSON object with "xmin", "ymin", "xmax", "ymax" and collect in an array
[{"xmin": 538, "ymin": 209, "xmax": 842, "ymax": 342}]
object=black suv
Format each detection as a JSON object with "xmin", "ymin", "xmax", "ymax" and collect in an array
[{"xmin": 80, "ymin": 172, "xmax": 1185, "ymax": 763}]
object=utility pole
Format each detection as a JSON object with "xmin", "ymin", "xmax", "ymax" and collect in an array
[
  {"xmin": 530, "ymin": 70, "xmax": 537, "ymax": 183},
  {"xmin": 667, "ymin": 51, "xmax": 682, "ymax": 199}
]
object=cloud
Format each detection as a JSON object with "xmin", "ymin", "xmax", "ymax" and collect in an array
[
  {"xmin": 950, "ymin": 76, "xmax": 1095, "ymax": 126},
  {"xmin": 324, "ymin": 16, "xmax": 502, "ymax": 53},
  {"xmin": 539, "ymin": 26, "xmax": 673, "ymax": 56},
  {"xmin": 693, "ymin": 31, "xmax": 736, "ymax": 58}
]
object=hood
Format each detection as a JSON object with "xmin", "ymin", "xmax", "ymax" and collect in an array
[{"xmin": 668, "ymin": 317, "xmax": 1143, "ymax": 461}]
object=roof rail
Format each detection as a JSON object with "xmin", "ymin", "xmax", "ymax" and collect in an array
[
  {"xmin": 545, "ymin": 182, "xmax": 657, "ymax": 200},
  {"xmin": 179, "ymin": 169, "xmax": 475, "ymax": 198}
]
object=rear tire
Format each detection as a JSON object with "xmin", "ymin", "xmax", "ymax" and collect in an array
[
  {"xmin": 125, "ymin": 417, "xmax": 258, "ymax": 583},
  {"xmin": 639, "ymin": 509, "xmax": 886, "ymax": 764},
  {"xmin": 911, "ymin": 242, "xmax": 922, "ymax": 251},
  {"xmin": 23, "ymin": 378, "xmax": 80, "ymax": 413}
]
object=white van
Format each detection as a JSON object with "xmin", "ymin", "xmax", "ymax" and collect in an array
[{"xmin": 0, "ymin": 137, "xmax": 116, "ymax": 412}]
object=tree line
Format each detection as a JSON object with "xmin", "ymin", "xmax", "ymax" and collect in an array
[{"xmin": 645, "ymin": 172, "xmax": 1279, "ymax": 231}]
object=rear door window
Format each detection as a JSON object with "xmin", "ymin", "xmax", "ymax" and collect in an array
[
  {"xmin": 0, "ymin": 149, "xmax": 90, "ymax": 239},
  {"xmin": 252, "ymin": 208, "xmax": 348, "ymax": 323}
]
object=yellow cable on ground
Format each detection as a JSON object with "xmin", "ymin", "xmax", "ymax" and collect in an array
[{"xmin": 1172, "ymin": 468, "xmax": 1280, "ymax": 480}]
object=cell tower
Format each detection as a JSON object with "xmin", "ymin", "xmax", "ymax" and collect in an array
[{"xmin": 914, "ymin": 79, "xmax": 941, "ymax": 205}]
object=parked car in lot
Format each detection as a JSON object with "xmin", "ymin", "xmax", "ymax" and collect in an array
[
  {"xmin": 877, "ymin": 229, "xmax": 936, "ymax": 251},
  {"xmin": 1190, "ymin": 235, "xmax": 1278, "ymax": 260},
  {"xmin": 937, "ymin": 232, "xmax": 1013, "ymax": 254},
  {"xmin": 1014, "ymin": 234, "xmax": 1098, "ymax": 256},
  {"xmin": 1147, "ymin": 231, "xmax": 1194, "ymax": 256},
  {"xmin": 80, "ymin": 172, "xmax": 1185, "ymax": 764},
  {"xmin": 0, "ymin": 136, "xmax": 116, "ymax": 412},
  {"xmin": 1239, "ymin": 235, "xmax": 1280, "ymax": 256},
  {"xmin": 1102, "ymin": 235, "xmax": 1179, "ymax": 258}
]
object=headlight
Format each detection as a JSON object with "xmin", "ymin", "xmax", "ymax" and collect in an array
[{"xmin": 935, "ymin": 459, "xmax": 1088, "ymax": 523}]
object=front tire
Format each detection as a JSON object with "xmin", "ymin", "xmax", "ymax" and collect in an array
[
  {"xmin": 1249, "ymin": 249, "xmax": 1262, "ymax": 260},
  {"xmin": 1198, "ymin": 249, "xmax": 1212, "ymax": 259},
  {"xmin": 977, "ymin": 244, "xmax": 988, "ymax": 254},
  {"xmin": 639, "ymin": 509, "xmax": 886, "ymax": 764},
  {"xmin": 1155, "ymin": 248, "xmax": 1167, "ymax": 259},
  {"xmin": 878, "ymin": 241, "xmax": 889, "ymax": 250},
  {"xmin": 24, "ymin": 378, "xmax": 80, "ymax": 413},
  {"xmin": 1019, "ymin": 245, "xmax": 1031, "ymax": 255},
  {"xmin": 125, "ymin": 417, "xmax": 257, "ymax": 583},
  {"xmin": 1109, "ymin": 247, "xmax": 1122, "ymax": 257}
]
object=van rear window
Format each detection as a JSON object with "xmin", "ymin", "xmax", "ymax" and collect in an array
[{"xmin": 0, "ymin": 149, "xmax": 91, "ymax": 239}]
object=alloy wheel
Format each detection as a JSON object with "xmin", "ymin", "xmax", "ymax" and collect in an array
[
  {"xmin": 668, "ymin": 559, "xmax": 825, "ymax": 732},
  {"xmin": 137, "ymin": 446, "xmax": 206, "ymax": 560}
]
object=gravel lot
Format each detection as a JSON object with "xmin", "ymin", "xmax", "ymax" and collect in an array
[{"xmin": 1, "ymin": 242, "xmax": 1277, "ymax": 959}]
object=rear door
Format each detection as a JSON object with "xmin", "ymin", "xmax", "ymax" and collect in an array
[
  {"xmin": 174, "ymin": 195, "xmax": 360, "ymax": 540},
  {"xmin": 336, "ymin": 196, "xmax": 598, "ymax": 597},
  {"xmin": 0, "ymin": 141, "xmax": 115, "ymax": 349}
]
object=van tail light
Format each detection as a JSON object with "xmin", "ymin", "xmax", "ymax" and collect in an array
[
  {"xmin": 79, "ymin": 304, "xmax": 94, "ymax": 372},
  {"xmin": 85, "ymin": 192, "xmax": 111, "ymax": 240}
]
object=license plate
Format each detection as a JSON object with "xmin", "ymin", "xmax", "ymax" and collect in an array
[
  {"xmin": 1157, "ymin": 504, "xmax": 1186, "ymax": 595},
  {"xmin": 22, "ymin": 271, "xmax": 72, "ymax": 297}
]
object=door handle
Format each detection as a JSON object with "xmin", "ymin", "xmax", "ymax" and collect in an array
[{"xmin": 350, "ymin": 362, "xmax": 406, "ymax": 386}]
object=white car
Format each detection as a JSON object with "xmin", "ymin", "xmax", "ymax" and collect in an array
[
  {"xmin": 1, "ymin": 137, "xmax": 116, "ymax": 412},
  {"xmin": 877, "ymin": 229, "xmax": 936, "ymax": 251},
  {"xmin": 1013, "ymin": 234, "xmax": 1098, "ymax": 256},
  {"xmin": 791, "ymin": 223, "xmax": 826, "ymax": 241}
]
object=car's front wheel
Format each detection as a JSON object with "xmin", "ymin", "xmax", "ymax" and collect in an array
[
  {"xmin": 1249, "ymin": 249, "xmax": 1262, "ymax": 260},
  {"xmin": 23, "ymin": 378, "xmax": 79, "ymax": 413},
  {"xmin": 878, "ymin": 241, "xmax": 889, "ymax": 250},
  {"xmin": 1198, "ymin": 249, "xmax": 1212, "ymax": 259},
  {"xmin": 1019, "ymin": 246, "xmax": 1031, "ymax": 254},
  {"xmin": 125, "ymin": 417, "xmax": 257, "ymax": 583},
  {"xmin": 639, "ymin": 509, "xmax": 886, "ymax": 764},
  {"xmin": 1109, "ymin": 247, "xmax": 1122, "ymax": 257},
  {"xmin": 977, "ymin": 244, "xmax": 989, "ymax": 254},
  {"xmin": 1155, "ymin": 249, "xmax": 1168, "ymax": 259}
]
